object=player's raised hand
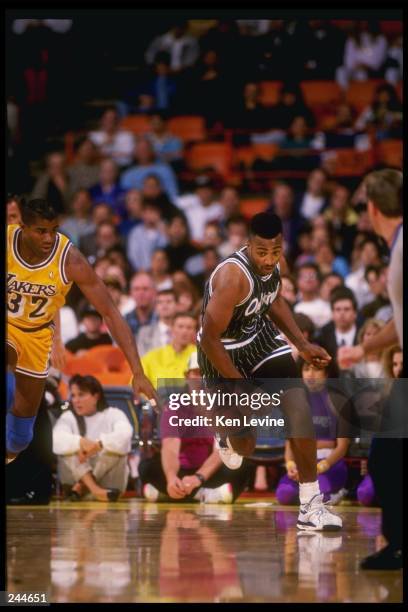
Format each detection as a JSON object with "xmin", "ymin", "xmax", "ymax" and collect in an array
[{"xmin": 298, "ymin": 342, "xmax": 331, "ymax": 368}]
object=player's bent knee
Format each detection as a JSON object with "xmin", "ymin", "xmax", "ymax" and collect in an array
[{"xmin": 6, "ymin": 413, "xmax": 36, "ymax": 454}]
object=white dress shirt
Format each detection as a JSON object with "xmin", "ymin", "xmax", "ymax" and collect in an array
[{"xmin": 335, "ymin": 325, "xmax": 357, "ymax": 348}]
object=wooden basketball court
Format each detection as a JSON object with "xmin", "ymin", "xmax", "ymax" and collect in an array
[{"xmin": 6, "ymin": 499, "xmax": 402, "ymax": 603}]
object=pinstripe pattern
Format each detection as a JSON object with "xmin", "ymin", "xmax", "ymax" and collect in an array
[{"xmin": 197, "ymin": 247, "xmax": 291, "ymax": 380}]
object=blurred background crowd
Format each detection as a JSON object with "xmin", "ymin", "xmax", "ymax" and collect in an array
[{"xmin": 6, "ymin": 14, "xmax": 403, "ymax": 504}]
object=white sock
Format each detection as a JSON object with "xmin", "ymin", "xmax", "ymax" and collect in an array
[{"xmin": 299, "ymin": 481, "xmax": 320, "ymax": 505}]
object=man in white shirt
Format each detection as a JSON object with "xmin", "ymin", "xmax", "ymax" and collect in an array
[
  {"xmin": 338, "ymin": 168, "xmax": 403, "ymax": 571},
  {"xmin": 137, "ymin": 289, "xmax": 177, "ymax": 356},
  {"xmin": 175, "ymin": 175, "xmax": 224, "ymax": 244},
  {"xmin": 294, "ymin": 263, "xmax": 332, "ymax": 329},
  {"xmin": 89, "ymin": 107, "xmax": 135, "ymax": 168}
]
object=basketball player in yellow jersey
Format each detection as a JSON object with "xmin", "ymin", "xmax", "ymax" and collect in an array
[{"xmin": 6, "ymin": 198, "xmax": 158, "ymax": 464}]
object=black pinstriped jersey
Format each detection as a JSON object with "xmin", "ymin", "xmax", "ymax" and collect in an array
[{"xmin": 197, "ymin": 247, "xmax": 292, "ymax": 378}]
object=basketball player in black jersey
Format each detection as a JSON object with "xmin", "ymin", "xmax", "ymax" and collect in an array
[{"xmin": 198, "ymin": 212, "xmax": 342, "ymax": 531}]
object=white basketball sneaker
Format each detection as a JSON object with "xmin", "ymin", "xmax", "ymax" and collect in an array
[
  {"xmin": 297, "ymin": 493, "xmax": 343, "ymax": 531},
  {"xmin": 195, "ymin": 483, "xmax": 233, "ymax": 504},
  {"xmin": 143, "ymin": 483, "xmax": 161, "ymax": 502},
  {"xmin": 215, "ymin": 434, "xmax": 243, "ymax": 470}
]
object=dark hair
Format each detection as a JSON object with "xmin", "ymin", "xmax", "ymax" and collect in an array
[
  {"xmin": 157, "ymin": 288, "xmax": 176, "ymax": 299},
  {"xmin": 249, "ymin": 212, "xmax": 282, "ymax": 239},
  {"xmin": 296, "ymin": 262, "xmax": 322, "ymax": 282},
  {"xmin": 330, "ymin": 286, "xmax": 357, "ymax": 311},
  {"xmin": 364, "ymin": 264, "xmax": 384, "ymax": 282},
  {"xmin": 20, "ymin": 198, "xmax": 60, "ymax": 225},
  {"xmin": 321, "ymin": 271, "xmax": 343, "ymax": 285},
  {"xmin": 173, "ymin": 311, "xmax": 197, "ymax": 324},
  {"xmin": 293, "ymin": 312, "xmax": 315, "ymax": 340},
  {"xmin": 298, "ymin": 356, "xmax": 330, "ymax": 376},
  {"xmin": 363, "ymin": 169, "xmax": 402, "ymax": 218},
  {"xmin": 281, "ymin": 273, "xmax": 297, "ymax": 292},
  {"xmin": 226, "ymin": 214, "xmax": 248, "ymax": 229},
  {"xmin": 7, "ymin": 193, "xmax": 23, "ymax": 207},
  {"xmin": 68, "ymin": 374, "xmax": 107, "ymax": 436}
]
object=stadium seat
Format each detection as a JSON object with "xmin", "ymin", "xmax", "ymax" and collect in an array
[
  {"xmin": 86, "ymin": 345, "xmax": 127, "ymax": 371},
  {"xmin": 379, "ymin": 20, "xmax": 403, "ymax": 36},
  {"xmin": 234, "ymin": 144, "xmax": 279, "ymax": 169},
  {"xmin": 240, "ymin": 198, "xmax": 269, "ymax": 220},
  {"xmin": 120, "ymin": 114, "xmax": 151, "ymax": 134},
  {"xmin": 63, "ymin": 355, "xmax": 104, "ymax": 377},
  {"xmin": 97, "ymin": 371, "xmax": 133, "ymax": 386},
  {"xmin": 376, "ymin": 140, "xmax": 403, "ymax": 168},
  {"xmin": 167, "ymin": 116, "xmax": 206, "ymax": 142},
  {"xmin": 300, "ymin": 81, "xmax": 342, "ymax": 109},
  {"xmin": 328, "ymin": 148, "xmax": 374, "ymax": 177},
  {"xmin": 346, "ymin": 80, "xmax": 385, "ymax": 113},
  {"xmin": 187, "ymin": 142, "xmax": 233, "ymax": 178},
  {"xmin": 258, "ymin": 81, "xmax": 282, "ymax": 106}
]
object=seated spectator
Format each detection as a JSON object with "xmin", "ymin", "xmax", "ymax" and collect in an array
[
  {"xmin": 280, "ymin": 274, "xmax": 297, "ymax": 307},
  {"xmin": 192, "ymin": 49, "xmax": 228, "ymax": 128},
  {"xmin": 226, "ymin": 81, "xmax": 267, "ymax": 131},
  {"xmin": 345, "ymin": 236, "xmax": 382, "ymax": 308},
  {"xmin": 319, "ymin": 272, "xmax": 344, "ymax": 303},
  {"xmin": 145, "ymin": 21, "xmax": 199, "ymax": 74},
  {"xmin": 336, "ymin": 20, "xmax": 388, "ymax": 90},
  {"xmin": 294, "ymin": 263, "xmax": 332, "ymax": 329},
  {"xmin": 314, "ymin": 241, "xmax": 350, "ymax": 279},
  {"xmin": 125, "ymin": 272, "xmax": 158, "ymax": 336},
  {"xmin": 104, "ymin": 277, "xmax": 135, "ymax": 317},
  {"xmin": 88, "ymin": 106, "xmax": 135, "ymax": 168},
  {"xmin": 118, "ymin": 189, "xmax": 143, "ymax": 238},
  {"xmin": 190, "ymin": 246, "xmax": 221, "ymax": 296},
  {"xmin": 269, "ymin": 83, "xmax": 315, "ymax": 131},
  {"xmin": 164, "ymin": 213, "xmax": 201, "ymax": 272},
  {"xmin": 354, "ymin": 83, "xmax": 403, "ymax": 140},
  {"xmin": 361, "ymin": 264, "xmax": 391, "ymax": 319},
  {"xmin": 139, "ymin": 352, "xmax": 250, "ymax": 503},
  {"xmin": 92, "ymin": 202, "xmax": 116, "ymax": 226},
  {"xmin": 65, "ymin": 307, "xmax": 112, "ymax": 355},
  {"xmin": 53, "ymin": 375, "xmax": 132, "ymax": 501},
  {"xmin": 202, "ymin": 221, "xmax": 223, "ymax": 250},
  {"xmin": 323, "ymin": 183, "xmax": 358, "ymax": 258},
  {"xmin": 175, "ymin": 287, "xmax": 201, "ymax": 315},
  {"xmin": 384, "ymin": 33, "xmax": 403, "ymax": 85},
  {"xmin": 176, "ymin": 175, "xmax": 224, "ymax": 244},
  {"xmin": 218, "ymin": 215, "xmax": 248, "ymax": 259},
  {"xmin": 59, "ymin": 189, "xmax": 96, "ymax": 247},
  {"xmin": 295, "ymin": 167, "xmax": 329, "ymax": 221},
  {"xmin": 141, "ymin": 174, "xmax": 180, "ymax": 220},
  {"xmin": 136, "ymin": 289, "xmax": 177, "ymax": 356},
  {"xmin": 219, "ymin": 186, "xmax": 241, "ymax": 221},
  {"xmin": 382, "ymin": 345, "xmax": 403, "ymax": 380},
  {"xmin": 146, "ymin": 112, "xmax": 183, "ymax": 170},
  {"xmin": 89, "ymin": 159, "xmax": 126, "ymax": 219},
  {"xmin": 317, "ymin": 286, "xmax": 360, "ymax": 369},
  {"xmin": 342, "ymin": 319, "xmax": 385, "ymax": 379},
  {"xmin": 150, "ymin": 248, "xmax": 173, "ymax": 291},
  {"xmin": 79, "ymin": 220, "xmax": 124, "ymax": 263},
  {"xmin": 285, "ymin": 312, "xmax": 316, "ymax": 362},
  {"xmin": 7, "ymin": 194, "xmax": 23, "ymax": 225},
  {"xmin": 266, "ymin": 181, "xmax": 300, "ymax": 260},
  {"xmin": 31, "ymin": 151, "xmax": 73, "ymax": 215},
  {"xmin": 280, "ymin": 116, "xmax": 313, "ymax": 150},
  {"xmin": 67, "ymin": 138, "xmax": 101, "ymax": 193},
  {"xmin": 141, "ymin": 312, "xmax": 197, "ymax": 390},
  {"xmin": 121, "ymin": 137, "xmax": 179, "ymax": 202},
  {"xmin": 294, "ymin": 225, "xmax": 314, "ymax": 267},
  {"xmin": 276, "ymin": 359, "xmax": 349, "ymax": 505},
  {"xmin": 126, "ymin": 201, "xmax": 168, "ymax": 272}
]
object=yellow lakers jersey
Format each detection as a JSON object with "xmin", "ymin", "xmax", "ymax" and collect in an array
[{"xmin": 7, "ymin": 224, "xmax": 73, "ymax": 330}]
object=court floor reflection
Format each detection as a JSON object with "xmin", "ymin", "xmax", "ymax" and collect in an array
[{"xmin": 7, "ymin": 501, "xmax": 402, "ymax": 603}]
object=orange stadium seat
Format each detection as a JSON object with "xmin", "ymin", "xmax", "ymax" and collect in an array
[
  {"xmin": 187, "ymin": 142, "xmax": 233, "ymax": 178},
  {"xmin": 63, "ymin": 354, "xmax": 104, "ymax": 377},
  {"xmin": 167, "ymin": 116, "xmax": 206, "ymax": 142},
  {"xmin": 120, "ymin": 114, "xmax": 151, "ymax": 135},
  {"xmin": 346, "ymin": 80, "xmax": 384, "ymax": 113},
  {"xmin": 376, "ymin": 140, "xmax": 403, "ymax": 168},
  {"xmin": 97, "ymin": 371, "xmax": 132, "ymax": 386},
  {"xmin": 300, "ymin": 81, "xmax": 342, "ymax": 109},
  {"xmin": 328, "ymin": 149, "xmax": 374, "ymax": 177},
  {"xmin": 234, "ymin": 144, "xmax": 279, "ymax": 169},
  {"xmin": 240, "ymin": 198, "xmax": 269, "ymax": 220},
  {"xmin": 86, "ymin": 345, "xmax": 127, "ymax": 371},
  {"xmin": 258, "ymin": 81, "xmax": 282, "ymax": 106}
]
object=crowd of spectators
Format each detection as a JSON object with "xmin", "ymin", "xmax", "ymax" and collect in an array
[{"xmin": 6, "ymin": 16, "xmax": 402, "ymax": 503}]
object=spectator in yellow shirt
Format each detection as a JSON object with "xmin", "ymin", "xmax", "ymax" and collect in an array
[{"xmin": 141, "ymin": 313, "xmax": 197, "ymax": 390}]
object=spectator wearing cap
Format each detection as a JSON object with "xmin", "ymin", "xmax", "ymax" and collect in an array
[
  {"xmin": 120, "ymin": 137, "xmax": 179, "ymax": 202},
  {"xmin": 317, "ymin": 287, "xmax": 360, "ymax": 367},
  {"xmin": 88, "ymin": 106, "xmax": 135, "ymax": 168},
  {"xmin": 175, "ymin": 175, "xmax": 224, "ymax": 244},
  {"xmin": 345, "ymin": 236, "xmax": 382, "ymax": 309},
  {"xmin": 136, "ymin": 289, "xmax": 178, "ymax": 357},
  {"xmin": 139, "ymin": 352, "xmax": 250, "ymax": 503},
  {"xmin": 294, "ymin": 263, "xmax": 332, "ymax": 329},
  {"xmin": 89, "ymin": 159, "xmax": 126, "ymax": 219},
  {"xmin": 65, "ymin": 307, "xmax": 113, "ymax": 355},
  {"xmin": 126, "ymin": 200, "xmax": 168, "ymax": 272}
]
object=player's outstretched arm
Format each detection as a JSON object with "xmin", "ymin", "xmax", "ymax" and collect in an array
[
  {"xmin": 268, "ymin": 291, "xmax": 331, "ymax": 367},
  {"xmin": 200, "ymin": 264, "xmax": 248, "ymax": 379},
  {"xmin": 65, "ymin": 246, "xmax": 158, "ymax": 404}
]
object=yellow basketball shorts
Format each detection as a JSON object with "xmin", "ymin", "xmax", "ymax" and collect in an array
[{"xmin": 7, "ymin": 323, "xmax": 54, "ymax": 379}]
